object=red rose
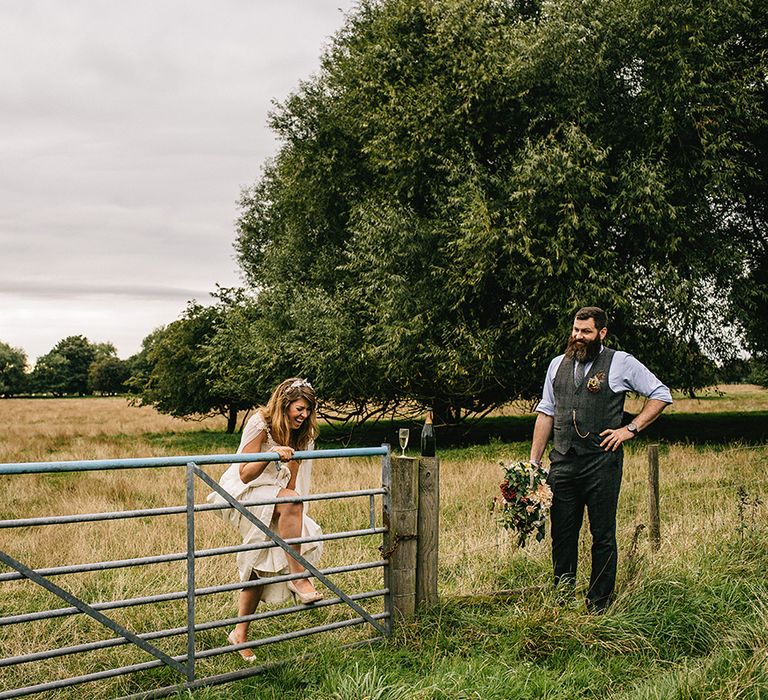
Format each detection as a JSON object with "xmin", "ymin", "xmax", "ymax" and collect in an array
[{"xmin": 500, "ymin": 481, "xmax": 517, "ymax": 502}]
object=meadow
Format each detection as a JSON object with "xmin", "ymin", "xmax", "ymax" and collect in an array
[{"xmin": 0, "ymin": 390, "xmax": 766, "ymax": 699}]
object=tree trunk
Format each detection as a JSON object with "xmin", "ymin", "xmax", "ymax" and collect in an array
[
  {"xmin": 226, "ymin": 406, "xmax": 238, "ymax": 434},
  {"xmin": 432, "ymin": 399, "xmax": 460, "ymax": 425}
]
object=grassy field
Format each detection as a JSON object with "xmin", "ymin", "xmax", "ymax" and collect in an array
[{"xmin": 0, "ymin": 389, "xmax": 766, "ymax": 699}]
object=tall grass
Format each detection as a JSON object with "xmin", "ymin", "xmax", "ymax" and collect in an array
[
  {"xmin": 0, "ymin": 395, "xmax": 766, "ymax": 698},
  {"xmin": 625, "ymin": 383, "xmax": 768, "ymax": 414},
  {"xmin": 495, "ymin": 384, "xmax": 768, "ymax": 417},
  {"xmin": 0, "ymin": 397, "xmax": 228, "ymax": 465}
]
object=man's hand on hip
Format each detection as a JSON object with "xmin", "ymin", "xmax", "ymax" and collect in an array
[
  {"xmin": 599, "ymin": 426, "xmax": 635, "ymax": 452},
  {"xmin": 599, "ymin": 399, "xmax": 669, "ymax": 451}
]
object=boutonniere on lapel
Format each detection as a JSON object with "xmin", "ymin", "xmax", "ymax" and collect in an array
[{"xmin": 586, "ymin": 371, "xmax": 606, "ymax": 393}]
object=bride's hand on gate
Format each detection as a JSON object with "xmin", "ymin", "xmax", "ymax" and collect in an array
[{"xmin": 273, "ymin": 445, "xmax": 294, "ymax": 462}]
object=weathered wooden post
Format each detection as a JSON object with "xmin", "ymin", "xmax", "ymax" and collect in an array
[
  {"xmin": 416, "ymin": 456, "xmax": 439, "ymax": 607},
  {"xmin": 383, "ymin": 455, "xmax": 419, "ymax": 624},
  {"xmin": 647, "ymin": 444, "xmax": 661, "ymax": 551}
]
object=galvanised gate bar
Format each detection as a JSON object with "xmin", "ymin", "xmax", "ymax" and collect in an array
[{"xmin": 0, "ymin": 446, "xmax": 392, "ymax": 699}]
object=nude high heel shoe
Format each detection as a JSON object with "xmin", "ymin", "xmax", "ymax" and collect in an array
[
  {"xmin": 227, "ymin": 630, "xmax": 256, "ymax": 662},
  {"xmin": 286, "ymin": 579, "xmax": 323, "ymax": 604}
]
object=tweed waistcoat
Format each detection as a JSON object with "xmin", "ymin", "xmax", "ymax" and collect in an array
[{"xmin": 553, "ymin": 347, "xmax": 626, "ymax": 454}]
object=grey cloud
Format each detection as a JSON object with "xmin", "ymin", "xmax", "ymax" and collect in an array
[
  {"xmin": 0, "ymin": 279, "xmax": 209, "ymax": 302},
  {"xmin": 0, "ymin": 0, "xmax": 355, "ymax": 361}
]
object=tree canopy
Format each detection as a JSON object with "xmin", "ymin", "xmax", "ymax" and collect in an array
[
  {"xmin": 30, "ymin": 335, "xmax": 97, "ymax": 396},
  {"xmin": 235, "ymin": 0, "xmax": 766, "ymax": 421},
  {"xmin": 128, "ymin": 293, "xmax": 258, "ymax": 432},
  {"xmin": 89, "ymin": 356, "xmax": 130, "ymax": 395},
  {"xmin": 0, "ymin": 342, "xmax": 27, "ymax": 397}
]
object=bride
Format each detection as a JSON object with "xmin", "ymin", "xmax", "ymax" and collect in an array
[{"xmin": 209, "ymin": 377, "xmax": 323, "ymax": 661}]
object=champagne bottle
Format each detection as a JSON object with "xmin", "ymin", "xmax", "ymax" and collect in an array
[{"xmin": 420, "ymin": 408, "xmax": 436, "ymax": 457}]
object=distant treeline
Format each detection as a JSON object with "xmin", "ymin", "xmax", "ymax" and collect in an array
[{"xmin": 1, "ymin": 336, "xmax": 132, "ymax": 398}]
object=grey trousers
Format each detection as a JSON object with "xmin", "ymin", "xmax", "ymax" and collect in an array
[{"xmin": 547, "ymin": 447, "xmax": 623, "ymax": 610}]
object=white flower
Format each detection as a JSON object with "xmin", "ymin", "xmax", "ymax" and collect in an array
[{"xmin": 529, "ymin": 482, "xmax": 553, "ymax": 508}]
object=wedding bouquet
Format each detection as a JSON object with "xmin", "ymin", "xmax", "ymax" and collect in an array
[{"xmin": 497, "ymin": 461, "xmax": 553, "ymax": 547}]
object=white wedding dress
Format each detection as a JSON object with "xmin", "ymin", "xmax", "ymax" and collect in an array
[{"xmin": 207, "ymin": 411, "xmax": 323, "ymax": 603}]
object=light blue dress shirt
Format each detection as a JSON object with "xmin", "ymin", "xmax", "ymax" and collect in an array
[{"xmin": 535, "ymin": 347, "xmax": 673, "ymax": 417}]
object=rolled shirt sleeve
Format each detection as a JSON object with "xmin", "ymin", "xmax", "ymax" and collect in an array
[
  {"xmin": 610, "ymin": 351, "xmax": 673, "ymax": 403},
  {"xmin": 534, "ymin": 356, "xmax": 563, "ymax": 416}
]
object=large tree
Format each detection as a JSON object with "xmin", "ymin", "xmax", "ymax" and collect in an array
[
  {"xmin": 733, "ymin": 249, "xmax": 768, "ymax": 387},
  {"xmin": 31, "ymin": 335, "xmax": 97, "ymax": 396},
  {"xmin": 130, "ymin": 294, "xmax": 256, "ymax": 433},
  {"xmin": 30, "ymin": 352, "xmax": 71, "ymax": 396},
  {"xmin": 89, "ymin": 356, "xmax": 130, "ymax": 395},
  {"xmin": 0, "ymin": 342, "xmax": 27, "ymax": 397},
  {"xmin": 125, "ymin": 326, "xmax": 168, "ymax": 395},
  {"xmin": 200, "ymin": 292, "xmax": 291, "ymax": 415},
  {"xmin": 236, "ymin": 0, "xmax": 767, "ymax": 421}
]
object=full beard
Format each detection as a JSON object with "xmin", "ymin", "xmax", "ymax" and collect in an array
[{"xmin": 565, "ymin": 335, "xmax": 602, "ymax": 363}]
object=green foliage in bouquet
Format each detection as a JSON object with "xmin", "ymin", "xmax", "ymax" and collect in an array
[{"xmin": 497, "ymin": 461, "xmax": 553, "ymax": 548}]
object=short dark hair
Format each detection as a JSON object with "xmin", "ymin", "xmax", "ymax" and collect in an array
[{"xmin": 575, "ymin": 306, "xmax": 608, "ymax": 330}]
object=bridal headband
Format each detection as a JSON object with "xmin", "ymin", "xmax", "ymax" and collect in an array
[{"xmin": 287, "ymin": 378, "xmax": 313, "ymax": 391}]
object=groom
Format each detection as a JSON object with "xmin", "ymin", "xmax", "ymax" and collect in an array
[{"xmin": 529, "ymin": 307, "xmax": 672, "ymax": 612}]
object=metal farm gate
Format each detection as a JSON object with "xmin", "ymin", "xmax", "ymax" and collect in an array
[{"xmin": 0, "ymin": 446, "xmax": 394, "ymax": 699}]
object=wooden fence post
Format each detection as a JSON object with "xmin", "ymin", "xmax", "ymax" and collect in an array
[
  {"xmin": 384, "ymin": 456, "xmax": 419, "ymax": 622},
  {"xmin": 647, "ymin": 444, "xmax": 661, "ymax": 551},
  {"xmin": 416, "ymin": 456, "xmax": 439, "ymax": 607}
]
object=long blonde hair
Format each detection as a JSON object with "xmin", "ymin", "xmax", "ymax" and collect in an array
[{"xmin": 259, "ymin": 377, "xmax": 319, "ymax": 450}]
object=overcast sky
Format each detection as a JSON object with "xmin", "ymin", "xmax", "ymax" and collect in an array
[{"xmin": 0, "ymin": 0, "xmax": 356, "ymax": 363}]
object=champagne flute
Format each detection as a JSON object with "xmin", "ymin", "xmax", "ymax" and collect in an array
[{"xmin": 398, "ymin": 428, "xmax": 410, "ymax": 456}]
